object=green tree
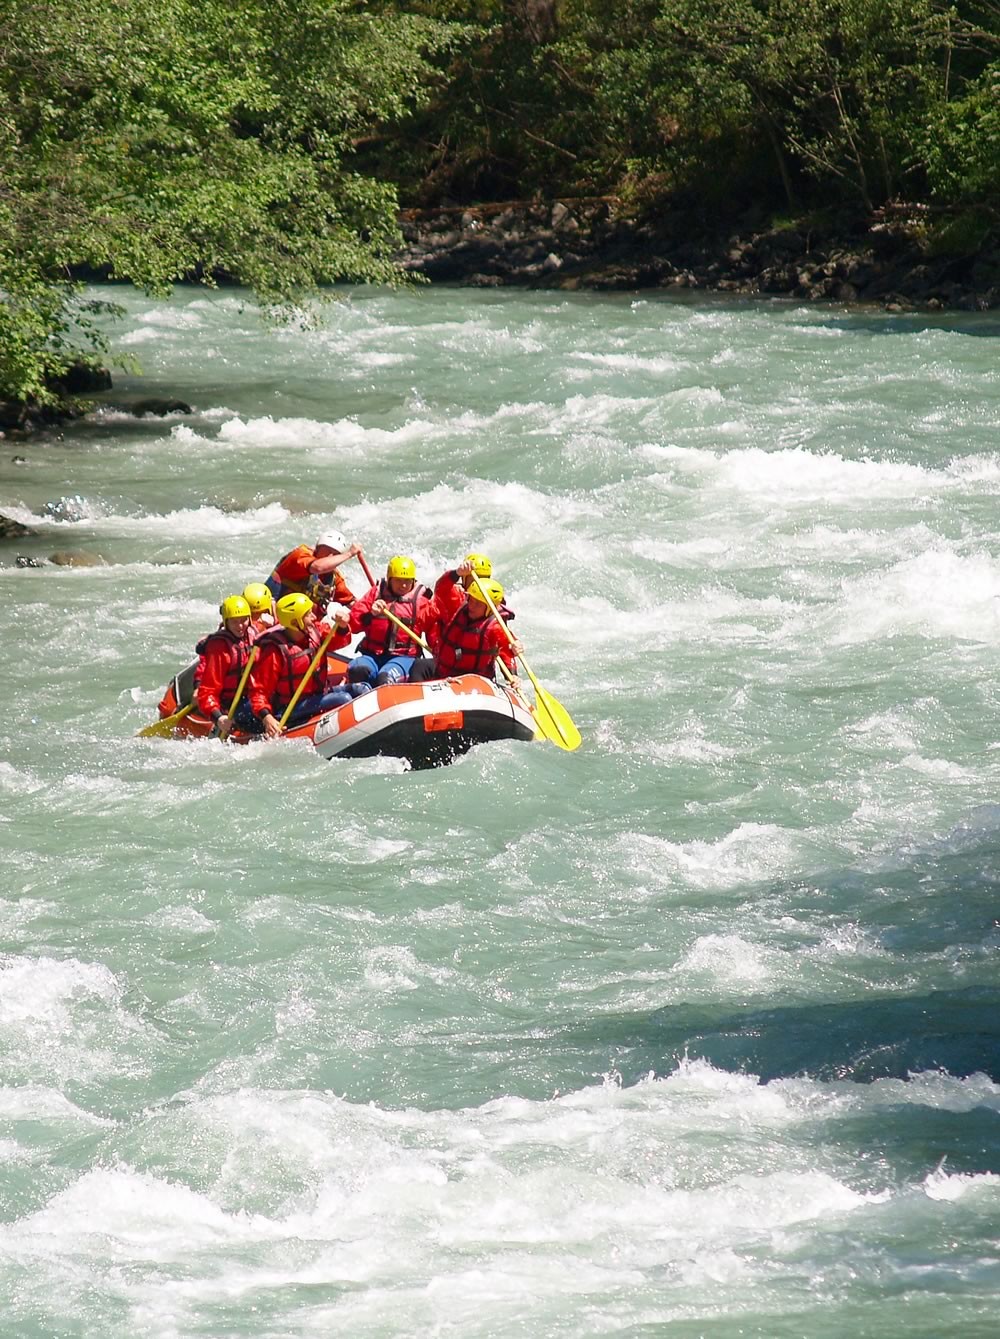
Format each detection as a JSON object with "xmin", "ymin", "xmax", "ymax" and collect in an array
[
  {"xmin": 0, "ymin": 0, "xmax": 459, "ymax": 402},
  {"xmin": 921, "ymin": 2, "xmax": 1000, "ymax": 205},
  {"xmin": 925, "ymin": 67, "xmax": 1000, "ymax": 200},
  {"xmin": 594, "ymin": 0, "xmax": 945, "ymax": 212}
]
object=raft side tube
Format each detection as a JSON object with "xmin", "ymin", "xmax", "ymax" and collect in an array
[
  {"xmin": 304, "ymin": 676, "xmax": 534, "ymax": 766},
  {"xmin": 157, "ymin": 673, "xmax": 535, "ymax": 767}
]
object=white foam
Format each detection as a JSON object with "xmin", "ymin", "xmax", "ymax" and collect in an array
[
  {"xmin": 808, "ymin": 922, "xmax": 884, "ymax": 959},
  {"xmin": 357, "ymin": 351, "xmax": 408, "ymax": 367},
  {"xmin": 641, "ymin": 443, "xmax": 1000, "ymax": 506},
  {"xmin": 816, "ymin": 547, "xmax": 1000, "ymax": 646},
  {"xmin": 0, "ymin": 1085, "xmax": 113, "ymax": 1126},
  {"xmin": 572, "ymin": 351, "xmax": 688, "ymax": 374},
  {"xmin": 12, "ymin": 1166, "xmax": 242, "ymax": 1253},
  {"xmin": 4, "ymin": 1063, "xmax": 996, "ymax": 1334},
  {"xmin": 209, "ymin": 414, "xmax": 440, "ymax": 453},
  {"xmin": 840, "ymin": 707, "xmax": 921, "ymax": 753},
  {"xmin": 0, "ymin": 761, "xmax": 43, "ymax": 794},
  {"xmin": 898, "ymin": 753, "xmax": 970, "ymax": 778},
  {"xmin": 675, "ymin": 933, "xmax": 781, "ymax": 989},
  {"xmin": 91, "ymin": 405, "xmax": 234, "ymax": 423},
  {"xmin": 923, "ymin": 1167, "xmax": 1000, "ymax": 1202},
  {"xmin": 652, "ymin": 719, "xmax": 741, "ymax": 763},
  {"xmin": 620, "ymin": 824, "xmax": 805, "ymax": 893},
  {"xmin": 0, "ymin": 896, "xmax": 58, "ymax": 936},
  {"xmin": 6, "ymin": 498, "xmax": 292, "ymax": 541},
  {"xmin": 0, "ymin": 956, "xmax": 151, "ymax": 1085},
  {"xmin": 0, "ymin": 956, "xmax": 122, "ymax": 1025},
  {"xmin": 145, "ymin": 907, "xmax": 216, "ymax": 934},
  {"xmin": 362, "ymin": 946, "xmax": 454, "ymax": 992}
]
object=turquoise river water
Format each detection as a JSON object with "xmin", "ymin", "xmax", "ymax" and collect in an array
[{"xmin": 2, "ymin": 285, "xmax": 1000, "ymax": 1337}]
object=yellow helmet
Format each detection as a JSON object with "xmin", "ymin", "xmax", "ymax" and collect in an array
[
  {"xmin": 276, "ymin": 592, "xmax": 314, "ymax": 633},
  {"xmin": 242, "ymin": 582, "xmax": 272, "ymax": 615},
  {"xmin": 387, "ymin": 555, "xmax": 416, "ymax": 581},
  {"xmin": 468, "ymin": 579, "xmax": 502, "ymax": 608},
  {"xmin": 219, "ymin": 595, "xmax": 251, "ymax": 621},
  {"xmin": 465, "ymin": 552, "xmax": 492, "ymax": 578}
]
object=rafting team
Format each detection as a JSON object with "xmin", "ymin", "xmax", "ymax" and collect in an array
[{"xmin": 194, "ymin": 531, "xmax": 524, "ymax": 739}]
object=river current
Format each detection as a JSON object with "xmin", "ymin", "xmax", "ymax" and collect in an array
[{"xmin": 2, "ymin": 285, "xmax": 1000, "ymax": 1336}]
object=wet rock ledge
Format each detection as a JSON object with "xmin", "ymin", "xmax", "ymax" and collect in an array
[
  {"xmin": 398, "ymin": 200, "xmax": 1000, "ymax": 311},
  {"xmin": 0, "ymin": 513, "xmax": 33, "ymax": 541},
  {"xmin": 0, "ymin": 362, "xmax": 113, "ymax": 438}
]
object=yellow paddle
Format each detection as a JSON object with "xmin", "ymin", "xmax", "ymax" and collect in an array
[
  {"xmin": 137, "ymin": 702, "xmax": 194, "ymax": 738},
  {"xmin": 277, "ymin": 628, "xmax": 337, "ymax": 730},
  {"xmin": 473, "ymin": 580, "xmax": 581, "ymax": 752}
]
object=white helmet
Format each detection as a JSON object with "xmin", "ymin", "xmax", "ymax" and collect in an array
[{"xmin": 315, "ymin": 530, "xmax": 348, "ymax": 553}]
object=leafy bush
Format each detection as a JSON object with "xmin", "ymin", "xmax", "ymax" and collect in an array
[{"xmin": 0, "ymin": 0, "xmax": 459, "ymax": 401}]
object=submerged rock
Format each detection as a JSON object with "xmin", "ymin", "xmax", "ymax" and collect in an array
[
  {"xmin": 131, "ymin": 398, "xmax": 193, "ymax": 417},
  {"xmin": 44, "ymin": 494, "xmax": 89, "ymax": 521},
  {"xmin": 48, "ymin": 550, "xmax": 108, "ymax": 567}
]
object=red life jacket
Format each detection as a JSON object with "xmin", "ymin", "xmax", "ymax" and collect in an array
[
  {"xmin": 195, "ymin": 629, "xmax": 253, "ymax": 707},
  {"xmin": 359, "ymin": 580, "xmax": 431, "ymax": 659},
  {"xmin": 437, "ymin": 605, "xmax": 497, "ymax": 676},
  {"xmin": 256, "ymin": 625, "xmax": 328, "ymax": 712}
]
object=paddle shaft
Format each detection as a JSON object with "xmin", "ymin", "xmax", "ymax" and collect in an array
[
  {"xmin": 470, "ymin": 577, "xmax": 535, "ymax": 679},
  {"xmin": 473, "ymin": 579, "xmax": 576, "ymax": 749},
  {"xmin": 277, "ymin": 628, "xmax": 336, "ymax": 729},
  {"xmin": 381, "ymin": 606, "xmax": 430, "ymax": 654},
  {"xmin": 227, "ymin": 644, "xmax": 257, "ymax": 715}
]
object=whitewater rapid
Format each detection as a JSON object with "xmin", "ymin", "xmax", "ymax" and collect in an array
[{"xmin": 2, "ymin": 285, "xmax": 999, "ymax": 1336}]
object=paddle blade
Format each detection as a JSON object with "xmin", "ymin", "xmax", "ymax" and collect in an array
[
  {"xmin": 532, "ymin": 683, "xmax": 581, "ymax": 751},
  {"xmin": 137, "ymin": 704, "xmax": 194, "ymax": 737}
]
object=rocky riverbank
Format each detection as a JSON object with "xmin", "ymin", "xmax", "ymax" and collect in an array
[
  {"xmin": 399, "ymin": 199, "xmax": 1000, "ymax": 312},
  {"xmin": 2, "ymin": 201, "xmax": 994, "ymax": 451}
]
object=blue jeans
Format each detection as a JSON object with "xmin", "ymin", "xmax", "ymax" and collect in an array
[
  {"xmin": 286, "ymin": 688, "xmax": 352, "ymax": 724},
  {"xmin": 348, "ymin": 652, "xmax": 417, "ymax": 687}
]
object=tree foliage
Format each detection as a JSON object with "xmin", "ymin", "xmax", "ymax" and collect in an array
[
  {"xmin": 0, "ymin": 0, "xmax": 460, "ymax": 400},
  {"xmin": 376, "ymin": 0, "xmax": 1000, "ymax": 220}
]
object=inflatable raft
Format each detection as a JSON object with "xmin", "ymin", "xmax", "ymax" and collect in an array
[{"xmin": 156, "ymin": 652, "xmax": 538, "ymax": 768}]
